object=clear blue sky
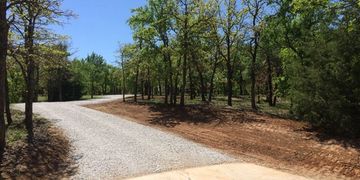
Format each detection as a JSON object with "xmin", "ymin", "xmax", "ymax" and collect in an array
[{"xmin": 53, "ymin": 0, "xmax": 147, "ymax": 64}]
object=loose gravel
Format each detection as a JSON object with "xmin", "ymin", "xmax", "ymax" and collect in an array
[{"xmin": 14, "ymin": 95, "xmax": 235, "ymax": 179}]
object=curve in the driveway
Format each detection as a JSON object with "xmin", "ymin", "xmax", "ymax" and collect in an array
[{"xmin": 14, "ymin": 95, "xmax": 235, "ymax": 179}]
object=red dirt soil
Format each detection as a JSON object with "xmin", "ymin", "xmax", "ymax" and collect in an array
[{"xmin": 86, "ymin": 100, "xmax": 360, "ymax": 180}]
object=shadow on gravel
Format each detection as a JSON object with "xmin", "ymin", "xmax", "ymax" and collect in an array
[{"xmin": 0, "ymin": 113, "xmax": 78, "ymax": 179}]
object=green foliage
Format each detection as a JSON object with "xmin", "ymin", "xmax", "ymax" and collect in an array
[
  {"xmin": 70, "ymin": 53, "xmax": 122, "ymax": 97},
  {"xmin": 7, "ymin": 65, "xmax": 25, "ymax": 103},
  {"xmin": 6, "ymin": 111, "xmax": 32, "ymax": 144},
  {"xmin": 123, "ymin": 0, "xmax": 360, "ymax": 137},
  {"xmin": 278, "ymin": 0, "xmax": 360, "ymax": 136}
]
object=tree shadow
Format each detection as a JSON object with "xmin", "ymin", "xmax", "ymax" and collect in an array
[
  {"xmin": 0, "ymin": 117, "xmax": 78, "ymax": 179},
  {"xmin": 148, "ymin": 104, "xmax": 222, "ymax": 127},
  {"xmin": 299, "ymin": 126, "xmax": 360, "ymax": 151},
  {"xmin": 126, "ymin": 99, "xmax": 265, "ymax": 128}
]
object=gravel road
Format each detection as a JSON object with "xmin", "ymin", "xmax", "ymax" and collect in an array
[{"xmin": 14, "ymin": 95, "xmax": 235, "ymax": 179}]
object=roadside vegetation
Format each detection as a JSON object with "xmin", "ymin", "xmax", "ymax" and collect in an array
[
  {"xmin": 119, "ymin": 0, "xmax": 360, "ymax": 139},
  {"xmin": 0, "ymin": 110, "xmax": 76, "ymax": 179},
  {"xmin": 1, "ymin": 0, "xmax": 120, "ymax": 157},
  {"xmin": 0, "ymin": 0, "xmax": 359, "ymax": 178}
]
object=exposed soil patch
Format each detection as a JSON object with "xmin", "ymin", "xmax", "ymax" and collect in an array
[
  {"xmin": 0, "ymin": 112, "xmax": 77, "ymax": 179},
  {"xmin": 87, "ymin": 100, "xmax": 360, "ymax": 179}
]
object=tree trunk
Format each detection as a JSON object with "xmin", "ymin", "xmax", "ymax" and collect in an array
[
  {"xmin": 208, "ymin": 52, "xmax": 219, "ymax": 102},
  {"xmin": 257, "ymin": 86, "xmax": 261, "ymax": 104},
  {"xmin": 180, "ymin": 51, "xmax": 187, "ymax": 106},
  {"xmin": 168, "ymin": 55, "xmax": 174, "ymax": 105},
  {"xmin": 225, "ymin": 28, "xmax": 233, "ymax": 106},
  {"xmin": 194, "ymin": 58, "xmax": 206, "ymax": 102},
  {"xmin": 239, "ymin": 72, "xmax": 244, "ymax": 96},
  {"xmin": 25, "ymin": 67, "xmax": 35, "ymax": 142},
  {"xmin": 250, "ymin": 6, "xmax": 260, "ymax": 111},
  {"xmin": 188, "ymin": 64, "xmax": 194, "ymax": 100},
  {"xmin": 141, "ymin": 79, "xmax": 144, "ymax": 100},
  {"xmin": 24, "ymin": 17, "xmax": 36, "ymax": 142},
  {"xmin": 174, "ymin": 74, "xmax": 178, "ymax": 105},
  {"xmin": 208, "ymin": 68, "xmax": 216, "ymax": 102},
  {"xmin": 158, "ymin": 78, "xmax": 162, "ymax": 96},
  {"xmin": 147, "ymin": 67, "xmax": 151, "ymax": 100},
  {"xmin": 250, "ymin": 59, "xmax": 257, "ymax": 110},
  {"xmin": 58, "ymin": 69, "xmax": 63, "ymax": 101},
  {"xmin": 226, "ymin": 68, "xmax": 233, "ymax": 106},
  {"xmin": 173, "ymin": 58, "xmax": 181, "ymax": 105},
  {"xmin": 266, "ymin": 56, "xmax": 274, "ymax": 106},
  {"xmin": 121, "ymin": 53, "xmax": 126, "ymax": 102},
  {"xmin": 180, "ymin": 2, "xmax": 188, "ymax": 107},
  {"xmin": 134, "ymin": 65, "xmax": 139, "ymax": 102},
  {"xmin": 33, "ymin": 66, "xmax": 39, "ymax": 102},
  {"xmin": 160, "ymin": 33, "xmax": 172, "ymax": 104},
  {"xmin": 91, "ymin": 80, "xmax": 94, "ymax": 99},
  {"xmin": 5, "ymin": 68, "xmax": 12, "ymax": 125},
  {"xmin": 250, "ymin": 31, "xmax": 259, "ymax": 110},
  {"xmin": 164, "ymin": 77, "xmax": 168, "ymax": 104},
  {"xmin": 0, "ymin": 0, "xmax": 8, "ymax": 156}
]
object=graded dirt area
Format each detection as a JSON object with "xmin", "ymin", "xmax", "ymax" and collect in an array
[{"xmin": 87, "ymin": 100, "xmax": 360, "ymax": 180}]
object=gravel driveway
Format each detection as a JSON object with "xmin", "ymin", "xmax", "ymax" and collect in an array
[{"xmin": 14, "ymin": 95, "xmax": 235, "ymax": 179}]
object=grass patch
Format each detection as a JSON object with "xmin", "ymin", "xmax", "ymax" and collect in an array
[
  {"xmin": 81, "ymin": 95, "xmax": 103, "ymax": 100},
  {"xmin": 37, "ymin": 96, "xmax": 48, "ymax": 102},
  {"xmin": 130, "ymin": 95, "xmax": 291, "ymax": 118},
  {"xmin": 6, "ymin": 110, "xmax": 29, "ymax": 144}
]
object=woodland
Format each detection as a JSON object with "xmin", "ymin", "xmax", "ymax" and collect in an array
[{"xmin": 0, "ymin": 0, "xmax": 359, "ymax": 158}]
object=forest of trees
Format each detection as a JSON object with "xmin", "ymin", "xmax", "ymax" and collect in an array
[
  {"xmin": 0, "ymin": 0, "xmax": 123, "ymax": 157},
  {"xmin": 0, "ymin": 0, "xmax": 359, "ymax": 158},
  {"xmin": 121, "ymin": 0, "xmax": 360, "ymax": 137}
]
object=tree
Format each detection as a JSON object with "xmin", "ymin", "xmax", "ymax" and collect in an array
[
  {"xmin": 174, "ymin": 0, "xmax": 217, "ymax": 106},
  {"xmin": 147, "ymin": 0, "xmax": 175, "ymax": 104},
  {"xmin": 0, "ymin": 0, "xmax": 8, "ymax": 156},
  {"xmin": 43, "ymin": 43, "xmax": 84, "ymax": 101},
  {"xmin": 10, "ymin": 0, "xmax": 73, "ymax": 141},
  {"xmin": 275, "ymin": 0, "xmax": 360, "ymax": 136},
  {"xmin": 244, "ymin": 0, "xmax": 267, "ymax": 110},
  {"xmin": 218, "ymin": 0, "xmax": 246, "ymax": 106},
  {"xmin": 124, "ymin": 0, "xmax": 360, "ymax": 137},
  {"xmin": 84, "ymin": 53, "xmax": 106, "ymax": 99},
  {"xmin": 119, "ymin": 44, "xmax": 131, "ymax": 102},
  {"xmin": 1, "ymin": 0, "xmax": 28, "ymax": 155},
  {"xmin": 259, "ymin": 16, "xmax": 282, "ymax": 107}
]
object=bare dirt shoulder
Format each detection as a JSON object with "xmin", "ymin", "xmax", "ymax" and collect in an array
[
  {"xmin": 86, "ymin": 100, "xmax": 360, "ymax": 180},
  {"xmin": 0, "ymin": 111, "xmax": 77, "ymax": 179}
]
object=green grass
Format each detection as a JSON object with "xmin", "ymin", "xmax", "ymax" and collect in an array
[
  {"xmin": 6, "ymin": 110, "xmax": 29, "ymax": 144},
  {"xmin": 37, "ymin": 96, "xmax": 48, "ymax": 102},
  {"xmin": 130, "ymin": 95, "xmax": 291, "ymax": 118},
  {"xmin": 30, "ymin": 95, "xmax": 103, "ymax": 102},
  {"xmin": 80, "ymin": 95, "xmax": 103, "ymax": 100},
  {"xmin": 213, "ymin": 95, "xmax": 290, "ymax": 117},
  {"xmin": 5, "ymin": 110, "xmax": 50, "ymax": 144}
]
